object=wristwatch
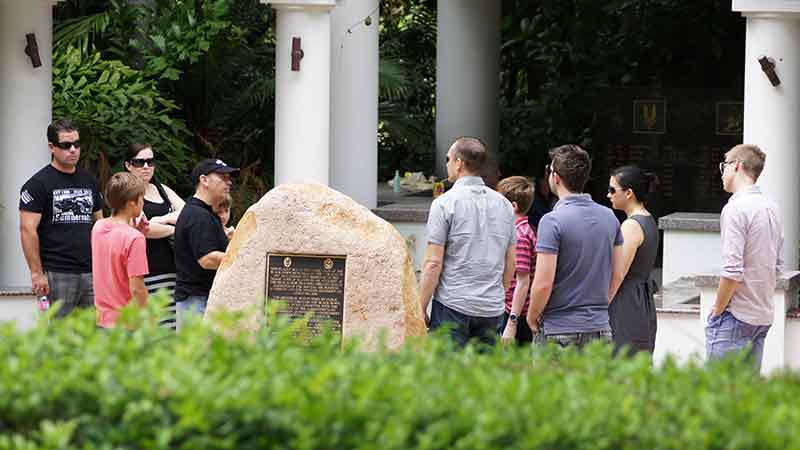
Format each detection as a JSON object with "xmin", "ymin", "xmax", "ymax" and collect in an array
[{"xmin": 509, "ymin": 313, "xmax": 519, "ymax": 323}]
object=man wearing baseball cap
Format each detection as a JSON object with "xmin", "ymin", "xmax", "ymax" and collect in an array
[{"xmin": 173, "ymin": 158, "xmax": 239, "ymax": 329}]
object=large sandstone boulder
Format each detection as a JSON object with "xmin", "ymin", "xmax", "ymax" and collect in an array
[{"xmin": 205, "ymin": 182, "xmax": 427, "ymax": 349}]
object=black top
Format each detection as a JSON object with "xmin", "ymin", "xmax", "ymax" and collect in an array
[
  {"xmin": 621, "ymin": 215, "xmax": 659, "ymax": 285},
  {"xmin": 174, "ymin": 197, "xmax": 228, "ymax": 298},
  {"xmin": 142, "ymin": 182, "xmax": 176, "ymax": 276},
  {"xmin": 19, "ymin": 164, "xmax": 103, "ymax": 273}
]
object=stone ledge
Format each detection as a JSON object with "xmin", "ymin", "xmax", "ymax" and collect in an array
[
  {"xmin": 658, "ymin": 212, "xmax": 720, "ymax": 232},
  {"xmin": 688, "ymin": 271, "xmax": 800, "ymax": 292},
  {"xmin": 656, "ymin": 306, "xmax": 700, "ymax": 315},
  {"xmin": 372, "ymin": 205, "xmax": 429, "ymax": 223},
  {"xmin": 0, "ymin": 287, "xmax": 35, "ymax": 297}
]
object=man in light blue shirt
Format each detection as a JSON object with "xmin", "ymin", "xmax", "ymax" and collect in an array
[
  {"xmin": 418, "ymin": 137, "xmax": 516, "ymax": 347},
  {"xmin": 526, "ymin": 144, "xmax": 625, "ymax": 349}
]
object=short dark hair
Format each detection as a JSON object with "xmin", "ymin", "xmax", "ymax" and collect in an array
[
  {"xmin": 496, "ymin": 176, "xmax": 534, "ymax": 214},
  {"xmin": 47, "ymin": 119, "xmax": 78, "ymax": 144},
  {"xmin": 549, "ymin": 144, "xmax": 591, "ymax": 193},
  {"xmin": 126, "ymin": 143, "xmax": 153, "ymax": 161},
  {"xmin": 611, "ymin": 165, "xmax": 659, "ymax": 205},
  {"xmin": 105, "ymin": 172, "xmax": 145, "ymax": 213},
  {"xmin": 451, "ymin": 137, "xmax": 488, "ymax": 174}
]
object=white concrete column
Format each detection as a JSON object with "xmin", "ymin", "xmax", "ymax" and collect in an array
[
  {"xmin": 435, "ymin": 0, "xmax": 501, "ymax": 176},
  {"xmin": 0, "ymin": 0, "xmax": 59, "ymax": 288},
  {"xmin": 734, "ymin": 0, "xmax": 800, "ymax": 269},
  {"xmin": 265, "ymin": 0, "xmax": 336, "ymax": 186},
  {"xmin": 330, "ymin": 0, "xmax": 378, "ymax": 209}
]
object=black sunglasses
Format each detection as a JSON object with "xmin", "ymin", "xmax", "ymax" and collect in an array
[
  {"xmin": 54, "ymin": 140, "xmax": 80, "ymax": 150},
  {"xmin": 128, "ymin": 158, "xmax": 155, "ymax": 168},
  {"xmin": 608, "ymin": 186, "xmax": 618, "ymax": 194}
]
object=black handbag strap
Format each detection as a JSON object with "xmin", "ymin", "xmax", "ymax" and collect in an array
[{"xmin": 152, "ymin": 179, "xmax": 174, "ymax": 212}]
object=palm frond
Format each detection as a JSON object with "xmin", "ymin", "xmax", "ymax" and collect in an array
[
  {"xmin": 54, "ymin": 12, "xmax": 111, "ymax": 55},
  {"xmin": 379, "ymin": 57, "xmax": 411, "ymax": 101}
]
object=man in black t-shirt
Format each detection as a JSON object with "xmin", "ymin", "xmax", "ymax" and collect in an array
[
  {"xmin": 174, "ymin": 158, "xmax": 239, "ymax": 329},
  {"xmin": 19, "ymin": 119, "xmax": 104, "ymax": 317}
]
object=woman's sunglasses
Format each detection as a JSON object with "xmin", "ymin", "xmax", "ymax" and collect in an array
[{"xmin": 128, "ymin": 158, "xmax": 155, "ymax": 168}]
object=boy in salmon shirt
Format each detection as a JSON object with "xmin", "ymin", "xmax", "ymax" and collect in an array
[
  {"xmin": 92, "ymin": 172, "xmax": 149, "ymax": 328},
  {"xmin": 496, "ymin": 176, "xmax": 537, "ymax": 345}
]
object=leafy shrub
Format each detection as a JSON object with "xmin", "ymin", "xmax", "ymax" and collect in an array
[
  {"xmin": 1, "ymin": 300, "xmax": 799, "ymax": 449},
  {"xmin": 52, "ymin": 47, "xmax": 190, "ymax": 185}
]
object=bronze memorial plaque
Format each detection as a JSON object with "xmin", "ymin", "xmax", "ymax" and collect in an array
[{"xmin": 266, "ymin": 254, "xmax": 346, "ymax": 339}]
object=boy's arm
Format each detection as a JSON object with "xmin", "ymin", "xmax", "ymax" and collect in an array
[
  {"xmin": 502, "ymin": 272, "xmax": 530, "ymax": 344},
  {"xmin": 129, "ymin": 276, "xmax": 148, "ymax": 307},
  {"xmin": 502, "ymin": 244, "xmax": 516, "ymax": 290}
]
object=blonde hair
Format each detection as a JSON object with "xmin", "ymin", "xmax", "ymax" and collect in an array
[{"xmin": 726, "ymin": 144, "xmax": 766, "ymax": 181}]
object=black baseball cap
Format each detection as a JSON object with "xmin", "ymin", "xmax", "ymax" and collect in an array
[{"xmin": 191, "ymin": 158, "xmax": 240, "ymax": 184}]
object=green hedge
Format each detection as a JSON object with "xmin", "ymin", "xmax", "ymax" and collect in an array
[{"xmin": 1, "ymin": 298, "xmax": 798, "ymax": 450}]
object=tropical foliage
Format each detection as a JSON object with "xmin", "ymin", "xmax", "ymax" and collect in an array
[
  {"xmin": 52, "ymin": 47, "xmax": 189, "ymax": 185},
  {"xmin": 51, "ymin": 0, "xmax": 745, "ymax": 211}
]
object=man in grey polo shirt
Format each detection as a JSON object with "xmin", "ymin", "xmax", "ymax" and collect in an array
[
  {"xmin": 418, "ymin": 137, "xmax": 516, "ymax": 347},
  {"xmin": 526, "ymin": 144, "xmax": 625, "ymax": 349}
]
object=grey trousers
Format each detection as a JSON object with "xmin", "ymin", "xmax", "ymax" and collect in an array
[{"xmin": 46, "ymin": 271, "xmax": 95, "ymax": 318}]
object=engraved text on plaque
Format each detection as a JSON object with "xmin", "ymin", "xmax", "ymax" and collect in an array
[{"xmin": 266, "ymin": 254, "xmax": 346, "ymax": 339}]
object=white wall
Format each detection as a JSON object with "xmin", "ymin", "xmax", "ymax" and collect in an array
[
  {"xmin": 0, "ymin": 296, "xmax": 38, "ymax": 330},
  {"xmin": 662, "ymin": 230, "xmax": 721, "ymax": 285},
  {"xmin": 0, "ymin": 0, "xmax": 55, "ymax": 287}
]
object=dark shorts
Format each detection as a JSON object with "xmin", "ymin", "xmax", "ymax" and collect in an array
[
  {"xmin": 497, "ymin": 311, "xmax": 534, "ymax": 345},
  {"xmin": 46, "ymin": 271, "xmax": 94, "ymax": 318},
  {"xmin": 429, "ymin": 299, "xmax": 501, "ymax": 348}
]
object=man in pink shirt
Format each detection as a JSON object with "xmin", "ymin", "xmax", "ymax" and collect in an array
[
  {"xmin": 92, "ymin": 172, "xmax": 150, "ymax": 328},
  {"xmin": 709, "ymin": 144, "xmax": 784, "ymax": 370}
]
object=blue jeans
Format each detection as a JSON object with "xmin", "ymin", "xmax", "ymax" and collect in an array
[
  {"xmin": 175, "ymin": 295, "xmax": 208, "ymax": 331},
  {"xmin": 706, "ymin": 311, "xmax": 770, "ymax": 371},
  {"xmin": 429, "ymin": 300, "xmax": 501, "ymax": 348}
]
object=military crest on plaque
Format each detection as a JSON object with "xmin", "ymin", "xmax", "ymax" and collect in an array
[
  {"xmin": 716, "ymin": 102, "xmax": 743, "ymax": 136},
  {"xmin": 633, "ymin": 99, "xmax": 667, "ymax": 134}
]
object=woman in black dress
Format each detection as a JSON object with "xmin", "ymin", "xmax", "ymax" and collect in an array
[
  {"xmin": 125, "ymin": 144, "xmax": 185, "ymax": 329},
  {"xmin": 607, "ymin": 166, "xmax": 660, "ymax": 355}
]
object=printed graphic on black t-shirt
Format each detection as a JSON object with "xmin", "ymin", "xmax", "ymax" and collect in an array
[
  {"xmin": 52, "ymin": 188, "xmax": 94, "ymax": 223},
  {"xmin": 19, "ymin": 165, "xmax": 103, "ymax": 273}
]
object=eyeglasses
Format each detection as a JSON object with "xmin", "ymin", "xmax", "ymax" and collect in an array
[
  {"xmin": 718, "ymin": 160, "xmax": 738, "ymax": 174},
  {"xmin": 608, "ymin": 186, "xmax": 618, "ymax": 194},
  {"xmin": 54, "ymin": 140, "xmax": 80, "ymax": 150},
  {"xmin": 545, "ymin": 163, "xmax": 558, "ymax": 177},
  {"xmin": 128, "ymin": 158, "xmax": 155, "ymax": 168}
]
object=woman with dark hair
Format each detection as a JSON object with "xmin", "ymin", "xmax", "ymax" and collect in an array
[
  {"xmin": 607, "ymin": 165, "xmax": 660, "ymax": 355},
  {"xmin": 124, "ymin": 144, "xmax": 185, "ymax": 329}
]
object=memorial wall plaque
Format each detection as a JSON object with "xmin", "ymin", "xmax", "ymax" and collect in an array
[
  {"xmin": 593, "ymin": 88, "xmax": 740, "ymax": 215},
  {"xmin": 266, "ymin": 254, "xmax": 346, "ymax": 340}
]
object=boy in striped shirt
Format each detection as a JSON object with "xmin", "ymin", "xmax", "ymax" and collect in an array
[{"xmin": 496, "ymin": 176, "xmax": 537, "ymax": 345}]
